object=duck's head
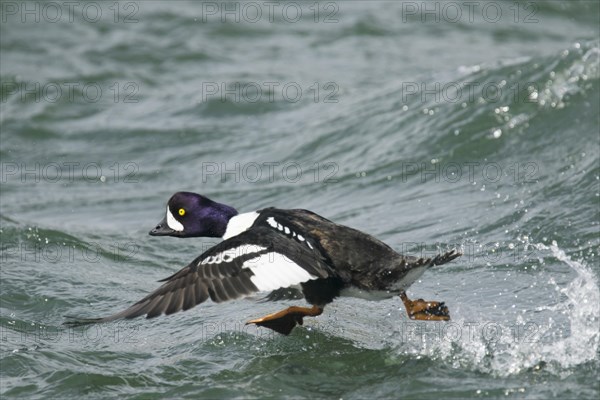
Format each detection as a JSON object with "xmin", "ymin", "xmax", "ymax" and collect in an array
[{"xmin": 149, "ymin": 192, "xmax": 238, "ymax": 238}]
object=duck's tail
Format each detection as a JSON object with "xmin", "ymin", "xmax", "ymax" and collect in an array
[{"xmin": 430, "ymin": 249, "xmax": 462, "ymax": 267}]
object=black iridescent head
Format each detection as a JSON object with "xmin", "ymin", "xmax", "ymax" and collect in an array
[{"xmin": 149, "ymin": 192, "xmax": 238, "ymax": 238}]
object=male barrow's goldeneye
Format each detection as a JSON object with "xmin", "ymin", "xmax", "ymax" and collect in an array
[{"xmin": 67, "ymin": 192, "xmax": 461, "ymax": 335}]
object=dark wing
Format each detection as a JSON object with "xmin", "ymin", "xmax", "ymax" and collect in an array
[{"xmin": 65, "ymin": 227, "xmax": 333, "ymax": 326}]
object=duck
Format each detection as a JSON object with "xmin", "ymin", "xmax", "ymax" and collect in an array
[{"xmin": 67, "ymin": 192, "xmax": 461, "ymax": 335}]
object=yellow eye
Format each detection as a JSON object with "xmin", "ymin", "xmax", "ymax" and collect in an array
[{"xmin": 178, "ymin": 208, "xmax": 185, "ymax": 216}]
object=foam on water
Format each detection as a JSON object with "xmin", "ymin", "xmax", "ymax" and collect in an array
[
  {"xmin": 531, "ymin": 242, "xmax": 600, "ymax": 368},
  {"xmin": 395, "ymin": 241, "xmax": 599, "ymax": 376}
]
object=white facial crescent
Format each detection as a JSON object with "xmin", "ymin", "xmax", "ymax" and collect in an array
[{"xmin": 166, "ymin": 206, "xmax": 184, "ymax": 232}]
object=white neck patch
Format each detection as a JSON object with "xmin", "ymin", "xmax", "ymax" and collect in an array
[
  {"xmin": 222, "ymin": 211, "xmax": 259, "ymax": 239},
  {"xmin": 166, "ymin": 206, "xmax": 184, "ymax": 232}
]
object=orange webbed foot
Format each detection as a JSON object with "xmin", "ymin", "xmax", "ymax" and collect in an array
[
  {"xmin": 400, "ymin": 292, "xmax": 450, "ymax": 321},
  {"xmin": 246, "ymin": 305, "xmax": 323, "ymax": 335}
]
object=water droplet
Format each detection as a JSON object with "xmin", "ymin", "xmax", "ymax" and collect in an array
[{"xmin": 529, "ymin": 91, "xmax": 538, "ymax": 101}]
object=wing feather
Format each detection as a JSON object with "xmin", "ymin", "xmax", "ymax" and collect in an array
[
  {"xmin": 209, "ymin": 279, "xmax": 228, "ymax": 303},
  {"xmin": 147, "ymin": 294, "xmax": 169, "ymax": 318}
]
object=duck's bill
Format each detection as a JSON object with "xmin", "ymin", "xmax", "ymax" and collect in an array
[{"xmin": 149, "ymin": 217, "xmax": 176, "ymax": 236}]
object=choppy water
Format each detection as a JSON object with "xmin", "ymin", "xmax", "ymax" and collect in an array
[{"xmin": 1, "ymin": 1, "xmax": 599, "ymax": 398}]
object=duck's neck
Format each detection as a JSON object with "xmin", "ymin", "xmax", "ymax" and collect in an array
[{"xmin": 204, "ymin": 202, "xmax": 238, "ymax": 238}]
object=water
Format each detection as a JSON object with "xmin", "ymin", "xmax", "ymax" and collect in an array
[{"xmin": 1, "ymin": 1, "xmax": 599, "ymax": 398}]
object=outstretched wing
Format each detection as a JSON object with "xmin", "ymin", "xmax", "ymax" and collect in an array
[{"xmin": 65, "ymin": 226, "xmax": 333, "ymax": 325}]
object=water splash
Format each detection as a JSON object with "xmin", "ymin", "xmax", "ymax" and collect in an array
[
  {"xmin": 395, "ymin": 241, "xmax": 599, "ymax": 376},
  {"xmin": 531, "ymin": 241, "xmax": 600, "ymax": 368}
]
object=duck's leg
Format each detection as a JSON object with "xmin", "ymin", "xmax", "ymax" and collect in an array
[
  {"xmin": 400, "ymin": 292, "xmax": 450, "ymax": 321},
  {"xmin": 246, "ymin": 305, "xmax": 323, "ymax": 335}
]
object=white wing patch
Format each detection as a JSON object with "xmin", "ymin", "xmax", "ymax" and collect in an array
[
  {"xmin": 243, "ymin": 252, "xmax": 317, "ymax": 292},
  {"xmin": 222, "ymin": 212, "xmax": 260, "ymax": 239},
  {"xmin": 265, "ymin": 217, "xmax": 315, "ymax": 250},
  {"xmin": 166, "ymin": 206, "xmax": 184, "ymax": 232},
  {"xmin": 198, "ymin": 243, "xmax": 317, "ymax": 292},
  {"xmin": 266, "ymin": 217, "xmax": 277, "ymax": 228},
  {"xmin": 200, "ymin": 245, "xmax": 266, "ymax": 265}
]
